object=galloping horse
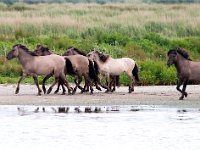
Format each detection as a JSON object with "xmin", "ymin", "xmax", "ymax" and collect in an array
[
  {"xmin": 34, "ymin": 45, "xmax": 99, "ymax": 94},
  {"xmin": 87, "ymin": 50, "xmax": 139, "ymax": 93},
  {"xmin": 167, "ymin": 47, "xmax": 200, "ymax": 100},
  {"xmin": 6, "ymin": 44, "xmax": 72, "ymax": 95}
]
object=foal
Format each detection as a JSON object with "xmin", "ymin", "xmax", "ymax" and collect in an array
[
  {"xmin": 6, "ymin": 44, "xmax": 72, "ymax": 95},
  {"xmin": 167, "ymin": 47, "xmax": 200, "ymax": 100}
]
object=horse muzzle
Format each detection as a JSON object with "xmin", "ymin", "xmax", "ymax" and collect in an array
[{"xmin": 6, "ymin": 53, "xmax": 14, "ymax": 60}]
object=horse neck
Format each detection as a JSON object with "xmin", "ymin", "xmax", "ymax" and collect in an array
[
  {"xmin": 95, "ymin": 56, "xmax": 111, "ymax": 70},
  {"xmin": 174, "ymin": 54, "xmax": 189, "ymax": 73},
  {"xmin": 18, "ymin": 49, "xmax": 34, "ymax": 66}
]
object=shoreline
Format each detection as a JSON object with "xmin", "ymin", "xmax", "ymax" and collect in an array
[{"xmin": 0, "ymin": 84, "xmax": 200, "ymax": 108}]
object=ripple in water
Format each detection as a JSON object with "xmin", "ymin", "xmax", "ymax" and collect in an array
[{"xmin": 0, "ymin": 105, "xmax": 200, "ymax": 150}]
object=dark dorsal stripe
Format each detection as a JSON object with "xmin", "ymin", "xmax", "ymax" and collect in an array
[{"xmin": 14, "ymin": 44, "xmax": 38, "ymax": 56}]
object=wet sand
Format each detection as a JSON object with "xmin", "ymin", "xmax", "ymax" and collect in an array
[{"xmin": 0, "ymin": 84, "xmax": 200, "ymax": 108}]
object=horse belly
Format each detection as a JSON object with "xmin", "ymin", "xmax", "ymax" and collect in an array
[{"xmin": 189, "ymin": 63, "xmax": 200, "ymax": 81}]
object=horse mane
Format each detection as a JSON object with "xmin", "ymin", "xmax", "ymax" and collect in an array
[
  {"xmin": 168, "ymin": 47, "xmax": 191, "ymax": 60},
  {"xmin": 68, "ymin": 47, "xmax": 86, "ymax": 56},
  {"xmin": 14, "ymin": 44, "xmax": 38, "ymax": 56},
  {"xmin": 96, "ymin": 51, "xmax": 110, "ymax": 63}
]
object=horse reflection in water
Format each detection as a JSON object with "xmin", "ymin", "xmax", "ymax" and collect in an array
[{"xmin": 167, "ymin": 47, "xmax": 200, "ymax": 100}]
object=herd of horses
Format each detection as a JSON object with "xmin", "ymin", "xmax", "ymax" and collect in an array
[{"xmin": 6, "ymin": 44, "xmax": 200, "ymax": 100}]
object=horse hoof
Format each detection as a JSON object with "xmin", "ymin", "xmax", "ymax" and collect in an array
[
  {"xmin": 105, "ymin": 89, "xmax": 110, "ymax": 93},
  {"xmin": 43, "ymin": 88, "xmax": 46, "ymax": 94},
  {"xmin": 179, "ymin": 96, "xmax": 184, "ymax": 100},
  {"xmin": 15, "ymin": 87, "xmax": 19, "ymax": 94},
  {"xmin": 47, "ymin": 88, "xmax": 52, "ymax": 94},
  {"xmin": 61, "ymin": 92, "xmax": 65, "ymax": 95},
  {"xmin": 72, "ymin": 91, "xmax": 76, "ymax": 95},
  {"xmin": 54, "ymin": 90, "xmax": 59, "ymax": 94},
  {"xmin": 184, "ymin": 93, "xmax": 188, "ymax": 97},
  {"xmin": 96, "ymin": 87, "xmax": 102, "ymax": 91}
]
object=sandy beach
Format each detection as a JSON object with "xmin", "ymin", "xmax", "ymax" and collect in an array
[{"xmin": 0, "ymin": 84, "xmax": 200, "ymax": 108}]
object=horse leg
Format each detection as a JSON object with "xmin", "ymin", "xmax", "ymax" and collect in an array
[
  {"xmin": 61, "ymin": 74, "xmax": 73, "ymax": 95},
  {"xmin": 61, "ymin": 84, "xmax": 66, "ymax": 95},
  {"xmin": 54, "ymin": 77, "xmax": 66, "ymax": 95},
  {"xmin": 81, "ymin": 78, "xmax": 88, "ymax": 93},
  {"xmin": 32, "ymin": 76, "xmax": 42, "ymax": 96},
  {"xmin": 42, "ymin": 73, "xmax": 53, "ymax": 94},
  {"xmin": 54, "ymin": 81, "xmax": 61, "ymax": 94},
  {"xmin": 94, "ymin": 82, "xmax": 101, "ymax": 91},
  {"xmin": 74, "ymin": 76, "xmax": 84, "ymax": 91},
  {"xmin": 72, "ymin": 76, "xmax": 82, "ymax": 95},
  {"xmin": 47, "ymin": 77, "xmax": 59, "ymax": 94},
  {"xmin": 127, "ymin": 73, "xmax": 134, "ymax": 93},
  {"xmin": 85, "ymin": 76, "xmax": 94, "ymax": 95},
  {"xmin": 111, "ymin": 76, "xmax": 116, "ymax": 92},
  {"xmin": 105, "ymin": 75, "xmax": 111, "ymax": 93},
  {"xmin": 179, "ymin": 81, "xmax": 188, "ymax": 100},
  {"xmin": 176, "ymin": 79, "xmax": 183, "ymax": 94},
  {"xmin": 15, "ymin": 73, "xmax": 27, "ymax": 94}
]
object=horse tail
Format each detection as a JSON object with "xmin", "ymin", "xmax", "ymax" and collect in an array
[
  {"xmin": 88, "ymin": 59, "xmax": 98, "ymax": 82},
  {"xmin": 115, "ymin": 75, "xmax": 120, "ymax": 87},
  {"xmin": 65, "ymin": 58, "xmax": 75, "ymax": 75},
  {"xmin": 132, "ymin": 63, "xmax": 139, "ymax": 82}
]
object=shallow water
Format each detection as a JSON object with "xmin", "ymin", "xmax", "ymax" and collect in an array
[{"xmin": 0, "ymin": 105, "xmax": 200, "ymax": 150}]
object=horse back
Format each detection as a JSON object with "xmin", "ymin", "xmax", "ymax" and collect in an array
[
  {"xmin": 32, "ymin": 54, "xmax": 65, "ymax": 75},
  {"xmin": 64, "ymin": 55, "xmax": 89, "ymax": 72}
]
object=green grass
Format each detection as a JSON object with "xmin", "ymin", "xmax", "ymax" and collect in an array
[{"xmin": 1, "ymin": 3, "xmax": 200, "ymax": 85}]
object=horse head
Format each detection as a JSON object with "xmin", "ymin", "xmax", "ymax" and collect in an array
[
  {"xmin": 167, "ymin": 47, "xmax": 191, "ymax": 67},
  {"xmin": 87, "ymin": 50, "xmax": 109, "ymax": 63},
  {"xmin": 167, "ymin": 49, "xmax": 178, "ymax": 66},
  {"xmin": 34, "ymin": 44, "xmax": 52, "ymax": 56},
  {"xmin": 6, "ymin": 44, "xmax": 26, "ymax": 60}
]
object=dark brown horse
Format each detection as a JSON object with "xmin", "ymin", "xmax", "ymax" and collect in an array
[
  {"xmin": 6, "ymin": 44, "xmax": 72, "ymax": 95},
  {"xmin": 64, "ymin": 47, "xmax": 120, "ymax": 92},
  {"xmin": 167, "ymin": 47, "xmax": 199, "ymax": 100},
  {"xmin": 34, "ymin": 45, "xmax": 99, "ymax": 94}
]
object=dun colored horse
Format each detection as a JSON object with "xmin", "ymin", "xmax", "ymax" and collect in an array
[
  {"xmin": 6, "ymin": 44, "xmax": 72, "ymax": 95},
  {"xmin": 64, "ymin": 47, "xmax": 120, "ymax": 92},
  {"xmin": 34, "ymin": 45, "xmax": 66, "ymax": 94},
  {"xmin": 34, "ymin": 45, "xmax": 99, "ymax": 94},
  {"xmin": 167, "ymin": 47, "xmax": 200, "ymax": 100},
  {"xmin": 87, "ymin": 50, "xmax": 139, "ymax": 93}
]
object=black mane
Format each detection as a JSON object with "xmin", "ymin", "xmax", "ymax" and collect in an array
[
  {"xmin": 72, "ymin": 47, "xmax": 86, "ymax": 56},
  {"xmin": 168, "ymin": 47, "xmax": 191, "ymax": 60},
  {"xmin": 95, "ymin": 51, "xmax": 109, "ymax": 62},
  {"xmin": 14, "ymin": 44, "xmax": 38, "ymax": 56},
  {"xmin": 66, "ymin": 46, "xmax": 86, "ymax": 56}
]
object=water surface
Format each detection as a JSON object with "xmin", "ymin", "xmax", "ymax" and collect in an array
[{"xmin": 0, "ymin": 105, "xmax": 200, "ymax": 150}]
